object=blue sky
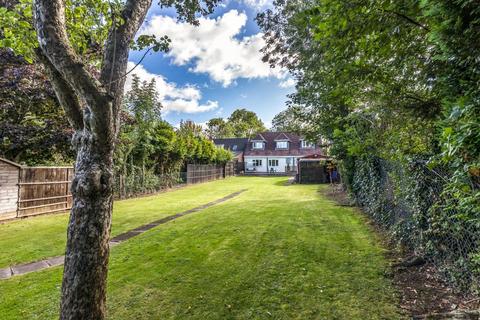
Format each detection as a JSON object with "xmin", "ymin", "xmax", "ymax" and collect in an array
[{"xmin": 126, "ymin": 0, "xmax": 294, "ymax": 128}]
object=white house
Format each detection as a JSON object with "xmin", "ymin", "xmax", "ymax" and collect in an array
[{"xmin": 244, "ymin": 132, "xmax": 324, "ymax": 175}]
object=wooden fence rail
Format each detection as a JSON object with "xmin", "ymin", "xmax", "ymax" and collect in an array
[
  {"xmin": 186, "ymin": 162, "xmax": 235, "ymax": 184},
  {"xmin": 0, "ymin": 158, "xmax": 235, "ymax": 220},
  {"xmin": 17, "ymin": 166, "xmax": 74, "ymax": 218}
]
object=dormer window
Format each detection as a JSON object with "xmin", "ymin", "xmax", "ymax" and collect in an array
[
  {"xmin": 252, "ymin": 142, "xmax": 264, "ymax": 149},
  {"xmin": 276, "ymin": 141, "xmax": 288, "ymax": 149},
  {"xmin": 301, "ymin": 140, "xmax": 315, "ymax": 148}
]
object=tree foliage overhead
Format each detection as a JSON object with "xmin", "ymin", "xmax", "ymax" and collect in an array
[
  {"xmin": 204, "ymin": 117, "xmax": 231, "ymax": 139},
  {"xmin": 0, "ymin": 0, "xmax": 222, "ymax": 63},
  {"xmin": 228, "ymin": 108, "xmax": 266, "ymax": 138},
  {"xmin": 258, "ymin": 0, "xmax": 479, "ymax": 186},
  {"xmin": 258, "ymin": 0, "xmax": 480, "ymax": 292}
]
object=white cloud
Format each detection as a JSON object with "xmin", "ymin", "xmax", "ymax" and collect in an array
[
  {"xmin": 125, "ymin": 62, "xmax": 218, "ymax": 114},
  {"xmin": 241, "ymin": 0, "xmax": 273, "ymax": 10},
  {"xmin": 139, "ymin": 10, "xmax": 286, "ymax": 87},
  {"xmin": 279, "ymin": 78, "xmax": 296, "ymax": 88},
  {"xmin": 166, "ymin": 99, "xmax": 218, "ymax": 113}
]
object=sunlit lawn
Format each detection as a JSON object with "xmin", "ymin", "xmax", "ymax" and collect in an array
[
  {"xmin": 0, "ymin": 177, "xmax": 403, "ymax": 319},
  {"xmin": 0, "ymin": 178, "xmax": 249, "ymax": 268}
]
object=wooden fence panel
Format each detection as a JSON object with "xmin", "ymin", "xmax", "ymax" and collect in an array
[
  {"xmin": 187, "ymin": 164, "xmax": 225, "ymax": 184},
  {"xmin": 2, "ymin": 160, "xmax": 234, "ymax": 220},
  {"xmin": 225, "ymin": 161, "xmax": 235, "ymax": 177},
  {"xmin": 18, "ymin": 167, "xmax": 73, "ymax": 217}
]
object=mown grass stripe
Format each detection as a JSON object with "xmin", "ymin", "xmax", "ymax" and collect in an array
[{"xmin": 0, "ymin": 189, "xmax": 247, "ymax": 280}]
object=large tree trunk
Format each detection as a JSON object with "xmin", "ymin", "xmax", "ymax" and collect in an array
[
  {"xmin": 32, "ymin": 0, "xmax": 153, "ymax": 316},
  {"xmin": 60, "ymin": 128, "xmax": 115, "ymax": 319},
  {"xmin": 31, "ymin": 1, "xmax": 223, "ymax": 318}
]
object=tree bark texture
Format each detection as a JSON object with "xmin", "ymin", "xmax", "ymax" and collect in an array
[
  {"xmin": 32, "ymin": 0, "xmax": 152, "ymax": 319},
  {"xmin": 60, "ymin": 128, "xmax": 114, "ymax": 319}
]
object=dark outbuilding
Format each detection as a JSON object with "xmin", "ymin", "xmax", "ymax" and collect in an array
[{"xmin": 297, "ymin": 154, "xmax": 336, "ymax": 184}]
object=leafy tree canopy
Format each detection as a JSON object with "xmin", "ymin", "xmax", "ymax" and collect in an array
[
  {"xmin": 205, "ymin": 108, "xmax": 266, "ymax": 139},
  {"xmin": 271, "ymin": 105, "xmax": 306, "ymax": 135},
  {"xmin": 258, "ymin": 0, "xmax": 480, "ymax": 290},
  {"xmin": 0, "ymin": 49, "xmax": 74, "ymax": 165}
]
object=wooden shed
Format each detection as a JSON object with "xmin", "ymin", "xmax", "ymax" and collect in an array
[
  {"xmin": 0, "ymin": 158, "xmax": 21, "ymax": 219},
  {"xmin": 297, "ymin": 154, "xmax": 334, "ymax": 184},
  {"xmin": 0, "ymin": 158, "xmax": 74, "ymax": 220}
]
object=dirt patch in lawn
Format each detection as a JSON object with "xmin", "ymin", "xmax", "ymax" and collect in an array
[
  {"xmin": 322, "ymin": 184, "xmax": 354, "ymax": 206},
  {"xmin": 322, "ymin": 185, "xmax": 480, "ymax": 319},
  {"xmin": 392, "ymin": 262, "xmax": 480, "ymax": 319}
]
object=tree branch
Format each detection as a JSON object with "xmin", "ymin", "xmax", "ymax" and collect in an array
[
  {"xmin": 101, "ymin": 0, "xmax": 153, "ymax": 87},
  {"xmin": 105, "ymin": 47, "xmax": 153, "ymax": 87},
  {"xmin": 99, "ymin": 0, "xmax": 153, "ymax": 134},
  {"xmin": 36, "ymin": 49, "xmax": 84, "ymax": 131},
  {"xmin": 33, "ymin": 0, "xmax": 114, "ymax": 142},
  {"xmin": 383, "ymin": 9, "xmax": 431, "ymax": 32},
  {"xmin": 33, "ymin": 1, "xmax": 110, "ymax": 106}
]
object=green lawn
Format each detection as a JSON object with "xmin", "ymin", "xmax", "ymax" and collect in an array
[
  {"xmin": 0, "ymin": 177, "xmax": 403, "ymax": 319},
  {"xmin": 0, "ymin": 179, "xmax": 247, "ymax": 268}
]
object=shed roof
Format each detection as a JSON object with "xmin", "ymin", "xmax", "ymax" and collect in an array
[{"xmin": 0, "ymin": 158, "xmax": 22, "ymax": 168}]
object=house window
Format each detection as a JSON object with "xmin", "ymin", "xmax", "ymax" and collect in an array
[
  {"xmin": 232, "ymin": 145, "xmax": 237, "ymax": 151},
  {"xmin": 253, "ymin": 142, "xmax": 264, "ymax": 149},
  {"xmin": 269, "ymin": 159, "xmax": 279, "ymax": 167},
  {"xmin": 276, "ymin": 141, "xmax": 288, "ymax": 149},
  {"xmin": 301, "ymin": 140, "xmax": 315, "ymax": 148},
  {"xmin": 252, "ymin": 159, "xmax": 262, "ymax": 166}
]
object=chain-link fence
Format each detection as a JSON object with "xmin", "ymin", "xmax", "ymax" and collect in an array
[{"xmin": 346, "ymin": 157, "xmax": 480, "ymax": 294}]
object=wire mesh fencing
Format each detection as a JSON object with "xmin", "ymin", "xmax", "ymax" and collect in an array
[{"xmin": 346, "ymin": 157, "xmax": 480, "ymax": 294}]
